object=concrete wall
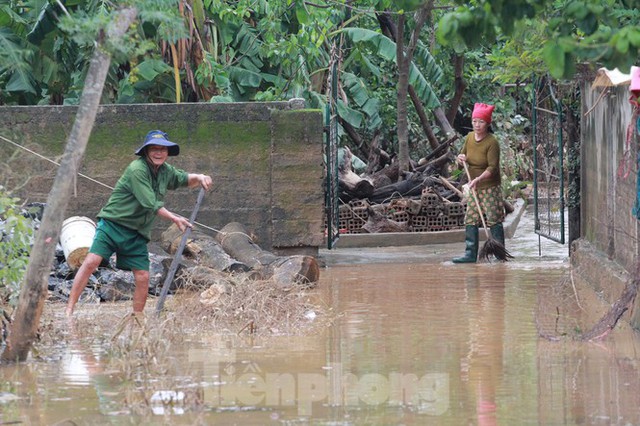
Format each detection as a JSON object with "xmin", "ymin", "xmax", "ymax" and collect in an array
[
  {"xmin": 575, "ymin": 82, "xmax": 640, "ymax": 329},
  {"xmin": 580, "ymin": 84, "xmax": 639, "ymax": 272},
  {"xmin": 0, "ymin": 101, "xmax": 325, "ymax": 255}
]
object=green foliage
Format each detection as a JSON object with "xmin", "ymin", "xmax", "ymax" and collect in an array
[
  {"xmin": 0, "ymin": 0, "xmax": 187, "ymax": 105},
  {"xmin": 484, "ymin": 21, "xmax": 547, "ymax": 86},
  {"xmin": 59, "ymin": 1, "xmax": 186, "ymax": 58},
  {"xmin": 340, "ymin": 27, "xmax": 442, "ymax": 110},
  {"xmin": 194, "ymin": 52, "xmax": 230, "ymax": 95},
  {"xmin": 493, "ymin": 111, "xmax": 534, "ymax": 186},
  {"xmin": 438, "ymin": 0, "xmax": 640, "ymax": 79},
  {"xmin": 2, "ymin": 0, "xmax": 638, "ymax": 178},
  {"xmin": 0, "ymin": 187, "xmax": 36, "ymax": 312}
]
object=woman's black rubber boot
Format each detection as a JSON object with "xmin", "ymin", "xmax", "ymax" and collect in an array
[
  {"xmin": 490, "ymin": 223, "xmax": 506, "ymax": 247},
  {"xmin": 452, "ymin": 225, "xmax": 479, "ymax": 263}
]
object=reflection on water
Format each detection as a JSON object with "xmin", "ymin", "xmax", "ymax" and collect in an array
[
  {"xmin": 2, "ymin": 249, "xmax": 640, "ymax": 424},
  {"xmin": 62, "ymin": 348, "xmax": 99, "ymax": 386}
]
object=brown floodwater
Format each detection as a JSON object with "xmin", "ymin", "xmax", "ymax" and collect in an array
[{"xmin": 2, "ymin": 210, "xmax": 640, "ymax": 425}]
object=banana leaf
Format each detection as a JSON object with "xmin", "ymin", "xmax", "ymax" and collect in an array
[{"xmin": 339, "ymin": 27, "xmax": 442, "ymax": 109}]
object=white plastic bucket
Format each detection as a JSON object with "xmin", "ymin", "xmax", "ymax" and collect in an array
[{"xmin": 60, "ymin": 216, "xmax": 96, "ymax": 270}]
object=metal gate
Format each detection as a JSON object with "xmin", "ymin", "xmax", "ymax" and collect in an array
[
  {"xmin": 324, "ymin": 47, "xmax": 340, "ymax": 249},
  {"xmin": 532, "ymin": 77, "xmax": 565, "ymax": 244}
]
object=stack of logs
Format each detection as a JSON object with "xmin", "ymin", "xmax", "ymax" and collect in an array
[{"xmin": 161, "ymin": 222, "xmax": 320, "ymax": 288}]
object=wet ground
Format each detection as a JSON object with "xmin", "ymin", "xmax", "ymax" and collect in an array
[{"xmin": 3, "ymin": 207, "xmax": 640, "ymax": 425}]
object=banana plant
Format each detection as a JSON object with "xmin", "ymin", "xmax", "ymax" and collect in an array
[
  {"xmin": 0, "ymin": 0, "xmax": 48, "ymax": 103},
  {"xmin": 339, "ymin": 27, "xmax": 442, "ymax": 111}
]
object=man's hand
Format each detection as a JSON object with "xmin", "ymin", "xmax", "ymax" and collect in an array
[
  {"xmin": 172, "ymin": 215, "xmax": 192, "ymax": 232},
  {"xmin": 188, "ymin": 173, "xmax": 213, "ymax": 190}
]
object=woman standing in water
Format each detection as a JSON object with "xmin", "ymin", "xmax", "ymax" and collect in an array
[{"xmin": 452, "ymin": 103, "xmax": 506, "ymax": 264}]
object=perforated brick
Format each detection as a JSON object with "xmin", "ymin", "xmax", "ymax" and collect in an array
[
  {"xmin": 339, "ymin": 204, "xmax": 352, "ymax": 219},
  {"xmin": 421, "ymin": 192, "xmax": 439, "ymax": 208},
  {"xmin": 444, "ymin": 202, "xmax": 465, "ymax": 217},
  {"xmin": 422, "ymin": 207, "xmax": 441, "ymax": 217},
  {"xmin": 351, "ymin": 206, "xmax": 369, "ymax": 222},
  {"xmin": 349, "ymin": 199, "xmax": 369, "ymax": 208},
  {"xmin": 349, "ymin": 217, "xmax": 366, "ymax": 232},
  {"xmin": 442, "ymin": 215, "xmax": 459, "ymax": 229},
  {"xmin": 411, "ymin": 215, "xmax": 428, "ymax": 228},
  {"xmin": 427, "ymin": 216, "xmax": 443, "ymax": 227},
  {"xmin": 392, "ymin": 211, "xmax": 410, "ymax": 224}
]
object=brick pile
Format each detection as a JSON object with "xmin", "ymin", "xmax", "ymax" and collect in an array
[{"xmin": 329, "ymin": 188, "xmax": 467, "ymax": 234}]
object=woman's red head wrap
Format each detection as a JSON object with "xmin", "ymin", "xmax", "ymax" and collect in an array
[{"xmin": 472, "ymin": 103, "xmax": 495, "ymax": 124}]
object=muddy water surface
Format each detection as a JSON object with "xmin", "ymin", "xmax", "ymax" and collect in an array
[{"xmin": 2, "ymin": 213, "xmax": 640, "ymax": 425}]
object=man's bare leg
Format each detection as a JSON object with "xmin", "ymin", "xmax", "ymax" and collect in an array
[
  {"xmin": 132, "ymin": 269, "xmax": 150, "ymax": 313},
  {"xmin": 65, "ymin": 253, "xmax": 103, "ymax": 317}
]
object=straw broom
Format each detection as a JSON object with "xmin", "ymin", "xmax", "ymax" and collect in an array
[{"xmin": 463, "ymin": 162, "xmax": 513, "ymax": 262}]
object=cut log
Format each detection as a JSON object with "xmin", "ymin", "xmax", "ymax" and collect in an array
[
  {"xmin": 216, "ymin": 222, "xmax": 319, "ymax": 286},
  {"xmin": 339, "ymin": 169, "xmax": 375, "ymax": 199},
  {"xmin": 339, "ymin": 146, "xmax": 374, "ymax": 199},
  {"xmin": 370, "ymin": 173, "xmax": 392, "ymax": 189},
  {"xmin": 370, "ymin": 161, "xmax": 400, "ymax": 184},
  {"xmin": 368, "ymin": 174, "xmax": 440, "ymax": 204},
  {"xmin": 161, "ymin": 225, "xmax": 250, "ymax": 273},
  {"xmin": 216, "ymin": 222, "xmax": 279, "ymax": 269},
  {"xmin": 161, "ymin": 222, "xmax": 319, "ymax": 287},
  {"xmin": 266, "ymin": 256, "xmax": 320, "ymax": 288}
]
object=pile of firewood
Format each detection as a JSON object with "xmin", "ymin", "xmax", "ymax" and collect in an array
[
  {"xmin": 334, "ymin": 146, "xmax": 468, "ymax": 234},
  {"xmin": 337, "ymin": 189, "xmax": 467, "ymax": 234}
]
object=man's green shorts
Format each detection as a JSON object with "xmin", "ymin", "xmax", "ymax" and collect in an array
[{"xmin": 89, "ymin": 219, "xmax": 150, "ymax": 271}]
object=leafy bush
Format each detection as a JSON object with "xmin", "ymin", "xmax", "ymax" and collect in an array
[{"xmin": 0, "ymin": 187, "xmax": 37, "ymax": 312}]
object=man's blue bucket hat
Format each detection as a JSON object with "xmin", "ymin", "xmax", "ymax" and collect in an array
[{"xmin": 135, "ymin": 130, "xmax": 180, "ymax": 156}]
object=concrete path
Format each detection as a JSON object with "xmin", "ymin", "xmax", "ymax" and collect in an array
[{"xmin": 319, "ymin": 199, "xmax": 569, "ymax": 267}]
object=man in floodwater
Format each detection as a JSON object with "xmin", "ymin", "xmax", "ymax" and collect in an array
[{"xmin": 65, "ymin": 130, "xmax": 212, "ymax": 317}]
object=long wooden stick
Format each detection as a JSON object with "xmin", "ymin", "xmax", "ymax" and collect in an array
[
  {"xmin": 155, "ymin": 187, "xmax": 205, "ymax": 315},
  {"xmin": 439, "ymin": 176, "xmax": 464, "ymax": 198},
  {"xmin": 462, "ymin": 162, "xmax": 491, "ymax": 239}
]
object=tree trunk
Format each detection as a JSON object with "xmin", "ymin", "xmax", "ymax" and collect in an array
[
  {"xmin": 446, "ymin": 54, "xmax": 466, "ymax": 125},
  {"xmin": 396, "ymin": 12, "xmax": 410, "ymax": 179},
  {"xmin": 395, "ymin": 6, "xmax": 434, "ymax": 180},
  {"xmin": 433, "ymin": 107, "xmax": 456, "ymax": 138},
  {"xmin": 1, "ymin": 8, "xmax": 138, "ymax": 363},
  {"xmin": 365, "ymin": 131, "xmax": 386, "ymax": 175},
  {"xmin": 409, "ymin": 86, "xmax": 439, "ymax": 150},
  {"xmin": 338, "ymin": 116, "xmax": 369, "ymax": 160},
  {"xmin": 378, "ymin": 5, "xmax": 455, "ymax": 148}
]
